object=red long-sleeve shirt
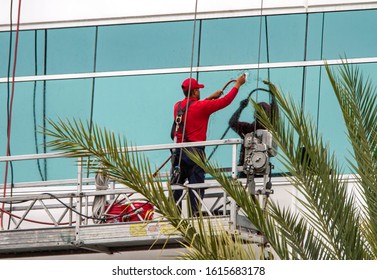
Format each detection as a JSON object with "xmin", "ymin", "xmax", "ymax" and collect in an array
[{"xmin": 173, "ymin": 87, "xmax": 239, "ymax": 143}]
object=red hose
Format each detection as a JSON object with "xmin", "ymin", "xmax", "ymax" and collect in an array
[{"xmin": 221, "ymin": 79, "xmax": 236, "ymax": 93}]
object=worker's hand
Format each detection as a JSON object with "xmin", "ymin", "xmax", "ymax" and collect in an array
[
  {"xmin": 206, "ymin": 90, "xmax": 223, "ymax": 100},
  {"xmin": 235, "ymin": 74, "xmax": 246, "ymax": 88},
  {"xmin": 240, "ymin": 98, "xmax": 249, "ymax": 109}
]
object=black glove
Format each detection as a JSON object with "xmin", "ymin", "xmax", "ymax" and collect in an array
[{"xmin": 240, "ymin": 98, "xmax": 249, "ymax": 109}]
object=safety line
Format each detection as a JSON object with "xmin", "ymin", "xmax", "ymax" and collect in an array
[
  {"xmin": 33, "ymin": 30, "xmax": 46, "ymax": 181},
  {"xmin": 301, "ymin": 13, "xmax": 309, "ymax": 112},
  {"xmin": 87, "ymin": 26, "xmax": 99, "ymax": 178},
  {"xmin": 253, "ymin": 0, "xmax": 265, "ymax": 133},
  {"xmin": 316, "ymin": 12, "xmax": 326, "ymax": 136},
  {"xmin": 4, "ymin": 0, "xmax": 15, "ymax": 230},
  {"xmin": 196, "ymin": 19, "xmax": 203, "ymax": 81},
  {"xmin": 180, "ymin": 0, "xmax": 200, "ymax": 143},
  {"xmin": 264, "ymin": 16, "xmax": 270, "ymax": 81},
  {"xmin": 42, "ymin": 29, "xmax": 48, "ymax": 180},
  {"xmin": 253, "ymin": 0, "xmax": 273, "ymax": 260},
  {"xmin": 1, "ymin": 0, "xmax": 22, "ymax": 230},
  {"xmin": 89, "ymin": 26, "xmax": 99, "ymax": 139},
  {"xmin": 174, "ymin": 0, "xmax": 200, "ymax": 174}
]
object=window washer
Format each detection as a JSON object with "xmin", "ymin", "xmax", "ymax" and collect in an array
[{"xmin": 171, "ymin": 74, "xmax": 246, "ymax": 216}]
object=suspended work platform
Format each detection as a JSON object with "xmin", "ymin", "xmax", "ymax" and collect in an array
[{"xmin": 0, "ymin": 139, "xmax": 268, "ymax": 259}]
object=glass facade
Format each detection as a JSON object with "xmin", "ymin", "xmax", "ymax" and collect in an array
[{"xmin": 1, "ymin": 9, "xmax": 377, "ymax": 182}]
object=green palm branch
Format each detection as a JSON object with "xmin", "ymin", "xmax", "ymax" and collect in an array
[
  {"xmin": 250, "ymin": 62, "xmax": 376, "ymax": 259},
  {"xmin": 325, "ymin": 62, "xmax": 377, "ymax": 255},
  {"xmin": 44, "ymin": 118, "xmax": 258, "ymax": 260},
  {"xmin": 188, "ymin": 62, "xmax": 377, "ymax": 259},
  {"xmin": 45, "ymin": 62, "xmax": 377, "ymax": 259}
]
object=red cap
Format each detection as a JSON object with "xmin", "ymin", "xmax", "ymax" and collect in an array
[{"xmin": 181, "ymin": 78, "xmax": 204, "ymax": 91}]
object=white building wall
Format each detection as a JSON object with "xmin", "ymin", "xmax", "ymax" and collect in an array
[{"xmin": 2, "ymin": 0, "xmax": 377, "ymax": 30}]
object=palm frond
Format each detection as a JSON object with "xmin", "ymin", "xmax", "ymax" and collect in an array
[
  {"xmin": 326, "ymin": 62, "xmax": 377, "ymax": 258},
  {"xmin": 45, "ymin": 118, "xmax": 260, "ymax": 260},
  {"xmin": 246, "ymin": 77, "xmax": 371, "ymax": 259},
  {"xmin": 44, "ymin": 61, "xmax": 377, "ymax": 259}
]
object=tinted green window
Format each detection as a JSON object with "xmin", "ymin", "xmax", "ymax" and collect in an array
[
  {"xmin": 43, "ymin": 78, "xmax": 94, "ymax": 178},
  {"xmin": 92, "ymin": 74, "xmax": 187, "ymax": 171},
  {"xmin": 45, "ymin": 78, "xmax": 93, "ymax": 125},
  {"xmin": 318, "ymin": 63, "xmax": 377, "ymax": 172},
  {"xmin": 47, "ymin": 27, "xmax": 96, "ymax": 74},
  {"xmin": 266, "ymin": 14, "xmax": 306, "ymax": 62},
  {"xmin": 0, "ymin": 83, "xmax": 9, "ymax": 155},
  {"xmin": 96, "ymin": 21, "xmax": 198, "ymax": 71},
  {"xmin": 0, "ymin": 79, "xmax": 93, "ymax": 182},
  {"xmin": 200, "ymin": 17, "xmax": 267, "ymax": 66},
  {"xmin": 317, "ymin": 66, "xmax": 349, "ymax": 168},
  {"xmin": 306, "ymin": 13, "xmax": 325, "ymax": 61},
  {"xmin": 0, "ymin": 32, "xmax": 9, "ymax": 78},
  {"xmin": 303, "ymin": 66, "xmax": 323, "ymax": 121},
  {"xmin": 323, "ymin": 10, "xmax": 377, "ymax": 59},
  {"xmin": 0, "ymin": 30, "xmax": 46, "ymax": 78}
]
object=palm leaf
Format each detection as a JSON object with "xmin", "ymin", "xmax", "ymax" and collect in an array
[
  {"xmin": 44, "ymin": 118, "xmax": 259, "ymax": 260},
  {"xmin": 44, "ymin": 61, "xmax": 377, "ymax": 259},
  {"xmin": 247, "ymin": 76, "xmax": 371, "ymax": 259}
]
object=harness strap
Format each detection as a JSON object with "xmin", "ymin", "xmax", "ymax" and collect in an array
[
  {"xmin": 170, "ymin": 100, "xmax": 194, "ymax": 182},
  {"xmin": 173, "ymin": 101, "xmax": 194, "ymax": 142}
]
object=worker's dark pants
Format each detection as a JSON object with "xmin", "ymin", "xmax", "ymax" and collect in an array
[{"xmin": 170, "ymin": 147, "xmax": 206, "ymax": 215}]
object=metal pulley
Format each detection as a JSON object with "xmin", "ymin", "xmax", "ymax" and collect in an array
[
  {"xmin": 243, "ymin": 130, "xmax": 275, "ymax": 176},
  {"xmin": 243, "ymin": 129, "xmax": 276, "ymax": 196},
  {"xmin": 249, "ymin": 151, "xmax": 268, "ymax": 171}
]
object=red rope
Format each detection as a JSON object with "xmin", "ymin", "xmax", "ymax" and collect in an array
[
  {"xmin": 0, "ymin": 208, "xmax": 73, "ymax": 226},
  {"xmin": 1, "ymin": 0, "xmax": 22, "ymax": 230}
]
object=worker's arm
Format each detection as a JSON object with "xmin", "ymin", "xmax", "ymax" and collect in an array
[
  {"xmin": 206, "ymin": 74, "xmax": 246, "ymax": 100},
  {"xmin": 206, "ymin": 90, "xmax": 223, "ymax": 100},
  {"xmin": 202, "ymin": 74, "xmax": 246, "ymax": 113}
]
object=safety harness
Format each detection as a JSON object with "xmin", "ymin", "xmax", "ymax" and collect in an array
[
  {"xmin": 171, "ymin": 101, "xmax": 194, "ymax": 142},
  {"xmin": 169, "ymin": 100, "xmax": 195, "ymax": 184},
  {"xmin": 154, "ymin": 100, "xmax": 194, "ymax": 178}
]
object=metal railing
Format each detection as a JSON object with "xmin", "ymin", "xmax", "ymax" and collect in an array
[{"xmin": 0, "ymin": 139, "xmax": 243, "ymax": 231}]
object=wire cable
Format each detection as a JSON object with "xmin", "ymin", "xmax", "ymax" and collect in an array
[
  {"xmin": 4, "ymin": 0, "xmax": 15, "ymax": 230},
  {"xmin": 177, "ymin": 0, "xmax": 200, "ymax": 169},
  {"xmin": 1, "ymin": 0, "xmax": 22, "ymax": 230},
  {"xmin": 86, "ymin": 26, "xmax": 99, "ymax": 178},
  {"xmin": 253, "ymin": 0, "xmax": 265, "ymax": 133},
  {"xmin": 316, "ymin": 12, "xmax": 326, "ymax": 136},
  {"xmin": 301, "ymin": 13, "xmax": 309, "ymax": 113},
  {"xmin": 42, "ymin": 29, "xmax": 48, "ymax": 179},
  {"xmin": 195, "ymin": 19, "xmax": 203, "ymax": 82},
  {"xmin": 170, "ymin": 0, "xmax": 200, "ymax": 185},
  {"xmin": 264, "ymin": 16, "xmax": 271, "ymax": 82},
  {"xmin": 33, "ymin": 30, "xmax": 46, "ymax": 181}
]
